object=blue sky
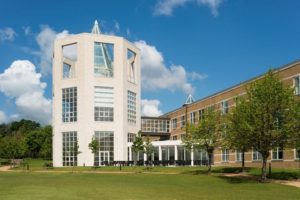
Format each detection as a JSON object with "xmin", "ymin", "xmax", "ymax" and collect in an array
[{"xmin": 0, "ymin": 0, "xmax": 300, "ymax": 124}]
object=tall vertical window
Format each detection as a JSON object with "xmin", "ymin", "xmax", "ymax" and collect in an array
[
  {"xmin": 128, "ymin": 91, "xmax": 136, "ymax": 124},
  {"xmin": 94, "ymin": 86, "xmax": 114, "ymax": 121},
  {"xmin": 62, "ymin": 43, "xmax": 77, "ymax": 79},
  {"xmin": 222, "ymin": 149, "xmax": 229, "ymax": 162},
  {"xmin": 94, "ymin": 131, "xmax": 114, "ymax": 166},
  {"xmin": 172, "ymin": 118, "xmax": 177, "ymax": 129},
  {"xmin": 221, "ymin": 100, "xmax": 229, "ymax": 115},
  {"xmin": 199, "ymin": 109, "xmax": 205, "ymax": 121},
  {"xmin": 180, "ymin": 116, "xmax": 185, "ymax": 128},
  {"xmin": 63, "ymin": 63, "xmax": 73, "ymax": 79},
  {"xmin": 94, "ymin": 42, "xmax": 114, "ymax": 77},
  {"xmin": 62, "ymin": 87, "xmax": 77, "ymax": 122},
  {"xmin": 272, "ymin": 147, "xmax": 283, "ymax": 160},
  {"xmin": 128, "ymin": 133, "xmax": 136, "ymax": 142},
  {"xmin": 252, "ymin": 150, "xmax": 262, "ymax": 161},
  {"xmin": 62, "ymin": 131, "xmax": 77, "ymax": 166},
  {"xmin": 127, "ymin": 49, "xmax": 136, "ymax": 83},
  {"xmin": 294, "ymin": 76, "xmax": 300, "ymax": 95},
  {"xmin": 296, "ymin": 148, "xmax": 300, "ymax": 160},
  {"xmin": 236, "ymin": 150, "xmax": 242, "ymax": 162},
  {"xmin": 190, "ymin": 112, "xmax": 196, "ymax": 124}
]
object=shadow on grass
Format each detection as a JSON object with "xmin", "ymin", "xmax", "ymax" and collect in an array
[
  {"xmin": 268, "ymin": 172, "xmax": 299, "ymax": 180},
  {"xmin": 216, "ymin": 175, "xmax": 258, "ymax": 184}
]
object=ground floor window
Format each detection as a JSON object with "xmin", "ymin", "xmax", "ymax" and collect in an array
[
  {"xmin": 236, "ymin": 150, "xmax": 242, "ymax": 162},
  {"xmin": 295, "ymin": 148, "xmax": 300, "ymax": 160},
  {"xmin": 62, "ymin": 131, "xmax": 77, "ymax": 166},
  {"xmin": 221, "ymin": 149, "xmax": 229, "ymax": 162},
  {"xmin": 272, "ymin": 147, "xmax": 283, "ymax": 160},
  {"xmin": 194, "ymin": 149, "xmax": 208, "ymax": 161},
  {"xmin": 252, "ymin": 150, "xmax": 262, "ymax": 161},
  {"xmin": 161, "ymin": 146, "xmax": 175, "ymax": 161},
  {"xmin": 127, "ymin": 133, "xmax": 136, "ymax": 142},
  {"xmin": 94, "ymin": 131, "xmax": 114, "ymax": 166}
]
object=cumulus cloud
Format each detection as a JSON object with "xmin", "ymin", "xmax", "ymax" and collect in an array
[
  {"xmin": 154, "ymin": 0, "xmax": 223, "ymax": 16},
  {"xmin": 134, "ymin": 40, "xmax": 206, "ymax": 94},
  {"xmin": 0, "ymin": 110, "xmax": 7, "ymax": 124},
  {"xmin": 0, "ymin": 60, "xmax": 51, "ymax": 124},
  {"xmin": 36, "ymin": 25, "xmax": 71, "ymax": 75},
  {"xmin": 0, "ymin": 27, "xmax": 16, "ymax": 42},
  {"xmin": 141, "ymin": 99, "xmax": 163, "ymax": 117}
]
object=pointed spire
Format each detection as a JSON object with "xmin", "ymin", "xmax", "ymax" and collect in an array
[
  {"xmin": 91, "ymin": 20, "xmax": 101, "ymax": 34},
  {"xmin": 184, "ymin": 94, "xmax": 194, "ymax": 105}
]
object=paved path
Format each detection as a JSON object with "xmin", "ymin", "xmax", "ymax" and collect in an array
[{"xmin": 0, "ymin": 165, "xmax": 11, "ymax": 171}]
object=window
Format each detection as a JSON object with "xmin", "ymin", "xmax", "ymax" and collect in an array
[
  {"xmin": 221, "ymin": 100, "xmax": 229, "ymax": 114},
  {"xmin": 94, "ymin": 131, "xmax": 114, "ymax": 166},
  {"xmin": 94, "ymin": 86, "xmax": 114, "ymax": 122},
  {"xmin": 62, "ymin": 87, "xmax": 77, "ymax": 122},
  {"xmin": 190, "ymin": 112, "xmax": 196, "ymax": 124},
  {"xmin": 141, "ymin": 118, "xmax": 170, "ymax": 133},
  {"xmin": 172, "ymin": 118, "xmax": 177, "ymax": 129},
  {"xmin": 296, "ymin": 148, "xmax": 300, "ymax": 160},
  {"xmin": 128, "ymin": 91, "xmax": 136, "ymax": 124},
  {"xmin": 128, "ymin": 133, "xmax": 136, "ymax": 142},
  {"xmin": 172, "ymin": 135, "xmax": 178, "ymax": 140},
  {"xmin": 62, "ymin": 131, "xmax": 77, "ymax": 166},
  {"xmin": 236, "ymin": 150, "xmax": 242, "ymax": 162},
  {"xmin": 180, "ymin": 116, "xmax": 185, "ymax": 128},
  {"xmin": 222, "ymin": 149, "xmax": 229, "ymax": 162},
  {"xmin": 194, "ymin": 149, "xmax": 208, "ymax": 161},
  {"xmin": 127, "ymin": 49, "xmax": 136, "ymax": 83},
  {"xmin": 94, "ymin": 42, "xmax": 114, "ymax": 77},
  {"xmin": 294, "ymin": 76, "xmax": 300, "ymax": 95},
  {"xmin": 252, "ymin": 150, "xmax": 262, "ymax": 161},
  {"xmin": 199, "ymin": 109, "xmax": 205, "ymax": 121},
  {"xmin": 272, "ymin": 147, "xmax": 283, "ymax": 160},
  {"xmin": 63, "ymin": 63, "xmax": 73, "ymax": 79}
]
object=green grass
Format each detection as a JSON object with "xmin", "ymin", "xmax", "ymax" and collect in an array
[{"xmin": 1, "ymin": 172, "xmax": 300, "ymax": 200}]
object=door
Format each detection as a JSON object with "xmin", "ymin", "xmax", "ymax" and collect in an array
[{"xmin": 99, "ymin": 151, "xmax": 110, "ymax": 166}]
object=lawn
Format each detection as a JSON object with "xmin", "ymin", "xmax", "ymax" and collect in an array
[{"xmin": 0, "ymin": 172, "xmax": 300, "ymax": 200}]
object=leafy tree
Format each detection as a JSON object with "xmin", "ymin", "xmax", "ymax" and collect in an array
[
  {"xmin": 245, "ymin": 71, "xmax": 299, "ymax": 181},
  {"xmin": 0, "ymin": 136, "xmax": 26, "ymax": 166},
  {"xmin": 225, "ymin": 98, "xmax": 252, "ymax": 172},
  {"xmin": 143, "ymin": 136, "xmax": 154, "ymax": 167},
  {"xmin": 89, "ymin": 137, "xmax": 100, "ymax": 168},
  {"xmin": 132, "ymin": 131, "xmax": 144, "ymax": 165},
  {"xmin": 39, "ymin": 125, "xmax": 53, "ymax": 159},
  {"xmin": 184, "ymin": 108, "xmax": 220, "ymax": 173}
]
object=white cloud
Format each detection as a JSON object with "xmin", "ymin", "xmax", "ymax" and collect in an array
[
  {"xmin": 36, "ymin": 25, "xmax": 71, "ymax": 75},
  {"xmin": 126, "ymin": 28, "xmax": 131, "ymax": 37},
  {"xmin": 0, "ymin": 60, "xmax": 51, "ymax": 124},
  {"xmin": 141, "ymin": 99, "xmax": 163, "ymax": 117},
  {"xmin": 134, "ymin": 40, "xmax": 206, "ymax": 94},
  {"xmin": 114, "ymin": 21, "xmax": 120, "ymax": 32},
  {"xmin": 154, "ymin": 0, "xmax": 223, "ymax": 16},
  {"xmin": 0, "ymin": 110, "xmax": 7, "ymax": 124},
  {"xmin": 0, "ymin": 27, "xmax": 16, "ymax": 42},
  {"xmin": 22, "ymin": 26, "xmax": 31, "ymax": 35}
]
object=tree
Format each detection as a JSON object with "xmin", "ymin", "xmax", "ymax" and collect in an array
[
  {"xmin": 89, "ymin": 137, "xmax": 100, "ymax": 168},
  {"xmin": 225, "ymin": 98, "xmax": 252, "ymax": 172},
  {"xmin": 39, "ymin": 125, "xmax": 53, "ymax": 159},
  {"xmin": 132, "ymin": 131, "xmax": 144, "ymax": 165},
  {"xmin": 184, "ymin": 108, "xmax": 220, "ymax": 173},
  {"xmin": 0, "ymin": 136, "xmax": 26, "ymax": 167},
  {"xmin": 71, "ymin": 139, "xmax": 81, "ymax": 172},
  {"xmin": 245, "ymin": 71, "xmax": 299, "ymax": 181},
  {"xmin": 143, "ymin": 136, "xmax": 154, "ymax": 168}
]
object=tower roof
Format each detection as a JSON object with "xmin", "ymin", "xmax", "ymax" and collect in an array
[
  {"xmin": 184, "ymin": 94, "xmax": 194, "ymax": 105},
  {"xmin": 91, "ymin": 20, "xmax": 101, "ymax": 34}
]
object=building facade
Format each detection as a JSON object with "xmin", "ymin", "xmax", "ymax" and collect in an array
[
  {"xmin": 52, "ymin": 21, "xmax": 141, "ymax": 167},
  {"xmin": 135, "ymin": 60, "xmax": 300, "ymax": 168}
]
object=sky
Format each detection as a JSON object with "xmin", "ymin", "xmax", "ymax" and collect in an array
[{"xmin": 0, "ymin": 0, "xmax": 300, "ymax": 124}]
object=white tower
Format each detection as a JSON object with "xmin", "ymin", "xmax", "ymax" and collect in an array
[{"xmin": 52, "ymin": 21, "xmax": 141, "ymax": 167}]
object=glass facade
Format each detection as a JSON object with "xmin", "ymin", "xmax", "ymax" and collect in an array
[
  {"xmin": 63, "ymin": 63, "xmax": 73, "ymax": 79},
  {"xmin": 62, "ymin": 87, "xmax": 77, "ymax": 122},
  {"xmin": 94, "ymin": 131, "xmax": 114, "ymax": 166},
  {"xmin": 194, "ymin": 149, "xmax": 208, "ymax": 161},
  {"xmin": 222, "ymin": 149, "xmax": 229, "ymax": 162},
  {"xmin": 252, "ymin": 150, "xmax": 262, "ymax": 161},
  {"xmin": 141, "ymin": 118, "xmax": 170, "ymax": 133},
  {"xmin": 127, "ymin": 90, "xmax": 136, "ymax": 124},
  {"xmin": 161, "ymin": 146, "xmax": 175, "ymax": 161},
  {"xmin": 94, "ymin": 86, "xmax": 114, "ymax": 122},
  {"xmin": 94, "ymin": 42, "xmax": 114, "ymax": 77},
  {"xmin": 62, "ymin": 131, "xmax": 77, "ymax": 166}
]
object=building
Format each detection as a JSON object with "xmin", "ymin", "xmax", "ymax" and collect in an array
[
  {"xmin": 134, "ymin": 60, "xmax": 300, "ymax": 168},
  {"xmin": 52, "ymin": 21, "xmax": 140, "ymax": 167}
]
